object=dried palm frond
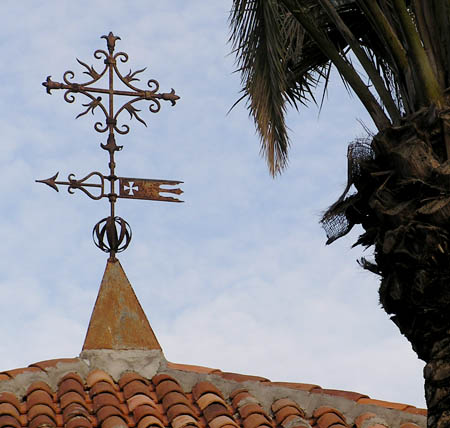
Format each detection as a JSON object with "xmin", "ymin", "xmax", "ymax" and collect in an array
[{"xmin": 229, "ymin": 0, "xmax": 448, "ymax": 175}]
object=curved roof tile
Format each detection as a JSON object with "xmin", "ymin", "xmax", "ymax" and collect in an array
[{"xmin": 0, "ymin": 356, "xmax": 426, "ymax": 428}]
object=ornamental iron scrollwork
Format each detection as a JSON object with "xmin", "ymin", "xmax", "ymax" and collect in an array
[
  {"xmin": 93, "ymin": 216, "xmax": 132, "ymax": 254},
  {"xmin": 37, "ymin": 33, "xmax": 183, "ymax": 261},
  {"xmin": 42, "ymin": 32, "xmax": 179, "ymax": 136}
]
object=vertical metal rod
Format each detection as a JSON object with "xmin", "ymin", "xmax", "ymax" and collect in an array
[
  {"xmin": 40, "ymin": 33, "xmax": 181, "ymax": 260},
  {"xmin": 108, "ymin": 45, "xmax": 116, "ymax": 261}
]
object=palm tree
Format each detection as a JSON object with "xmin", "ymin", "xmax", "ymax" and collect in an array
[{"xmin": 229, "ymin": 1, "xmax": 450, "ymax": 427}]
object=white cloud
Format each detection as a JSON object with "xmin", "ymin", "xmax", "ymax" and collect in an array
[{"xmin": 0, "ymin": 0, "xmax": 425, "ymax": 410}]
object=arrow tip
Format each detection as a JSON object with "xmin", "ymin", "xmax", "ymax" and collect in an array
[{"xmin": 36, "ymin": 172, "xmax": 59, "ymax": 192}]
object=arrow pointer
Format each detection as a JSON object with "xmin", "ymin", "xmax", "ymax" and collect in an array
[{"xmin": 36, "ymin": 172, "xmax": 60, "ymax": 192}]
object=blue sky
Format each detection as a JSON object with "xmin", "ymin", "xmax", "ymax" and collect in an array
[{"xmin": 0, "ymin": 1, "xmax": 425, "ymax": 407}]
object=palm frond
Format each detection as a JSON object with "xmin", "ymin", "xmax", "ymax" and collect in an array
[
  {"xmin": 229, "ymin": 0, "xmax": 449, "ymax": 175},
  {"xmin": 230, "ymin": 0, "xmax": 323, "ymax": 175}
]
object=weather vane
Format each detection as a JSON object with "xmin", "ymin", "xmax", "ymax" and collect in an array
[{"xmin": 37, "ymin": 32, "xmax": 183, "ymax": 261}]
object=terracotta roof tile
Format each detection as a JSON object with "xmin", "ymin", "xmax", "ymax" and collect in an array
[
  {"xmin": 102, "ymin": 415, "xmax": 128, "ymax": 428},
  {"xmin": 133, "ymin": 404, "xmax": 164, "ymax": 422},
  {"xmin": 27, "ymin": 390, "xmax": 55, "ymax": 411},
  {"xmin": 0, "ymin": 392, "xmax": 21, "ymax": 412},
  {"xmin": 174, "ymin": 404, "xmax": 202, "ymax": 421},
  {"xmin": 155, "ymin": 380, "xmax": 184, "ymax": 401},
  {"xmin": 92, "ymin": 392, "xmax": 121, "ymax": 412},
  {"xmin": 62, "ymin": 402, "xmax": 90, "ymax": 421},
  {"xmin": 280, "ymin": 414, "xmax": 307, "ymax": 428},
  {"xmin": 152, "ymin": 374, "xmax": 177, "ymax": 386},
  {"xmin": 356, "ymin": 398, "xmax": 409, "ymax": 411},
  {"xmin": 27, "ymin": 382, "xmax": 54, "ymax": 397},
  {"xmin": 353, "ymin": 413, "xmax": 389, "ymax": 428},
  {"xmin": 91, "ymin": 381, "xmax": 121, "ymax": 400},
  {"xmin": 209, "ymin": 415, "xmax": 239, "ymax": 428},
  {"xmin": 243, "ymin": 413, "xmax": 272, "ymax": 428},
  {"xmin": 123, "ymin": 380, "xmax": 151, "ymax": 401},
  {"xmin": 119, "ymin": 372, "xmax": 150, "ymax": 389},
  {"xmin": 229, "ymin": 389, "xmax": 247, "ymax": 400},
  {"xmin": 97, "ymin": 404, "xmax": 124, "ymax": 424},
  {"xmin": 269, "ymin": 383, "xmax": 320, "ymax": 393},
  {"xmin": 197, "ymin": 393, "xmax": 228, "ymax": 411},
  {"xmin": 167, "ymin": 362, "xmax": 220, "ymax": 375},
  {"xmin": 353, "ymin": 412, "xmax": 377, "ymax": 428},
  {"xmin": 274, "ymin": 406, "xmax": 304, "ymax": 425},
  {"xmin": 239, "ymin": 403, "xmax": 267, "ymax": 420},
  {"xmin": 137, "ymin": 414, "xmax": 165, "ymax": 428},
  {"xmin": 58, "ymin": 378, "xmax": 85, "ymax": 398},
  {"xmin": 2, "ymin": 367, "xmax": 42, "ymax": 378},
  {"xmin": 286, "ymin": 419, "xmax": 311, "ymax": 428},
  {"xmin": 313, "ymin": 407, "xmax": 345, "ymax": 421},
  {"xmin": 203, "ymin": 403, "xmax": 230, "ymax": 423},
  {"xmin": 0, "ymin": 360, "xmax": 426, "ymax": 428},
  {"xmin": 127, "ymin": 394, "xmax": 157, "ymax": 411},
  {"xmin": 312, "ymin": 407, "xmax": 348, "ymax": 428},
  {"xmin": 172, "ymin": 414, "xmax": 199, "ymax": 428},
  {"xmin": 66, "ymin": 416, "xmax": 92, "ymax": 428},
  {"xmin": 86, "ymin": 370, "xmax": 116, "ymax": 389},
  {"xmin": 0, "ymin": 414, "xmax": 22, "ymax": 428},
  {"xmin": 29, "ymin": 414, "xmax": 56, "ymax": 428},
  {"xmin": 0, "ymin": 402, "xmax": 21, "ymax": 420},
  {"xmin": 192, "ymin": 382, "xmax": 224, "ymax": 401},
  {"xmin": 319, "ymin": 389, "xmax": 369, "ymax": 402},
  {"xmin": 231, "ymin": 391, "xmax": 258, "ymax": 409},
  {"xmin": 0, "ymin": 374, "xmax": 10, "ymax": 382},
  {"xmin": 216, "ymin": 373, "xmax": 269, "ymax": 383},
  {"xmin": 162, "ymin": 391, "xmax": 192, "ymax": 411},
  {"xmin": 58, "ymin": 372, "xmax": 84, "ymax": 387},
  {"xmin": 29, "ymin": 359, "xmax": 80, "ymax": 371},
  {"xmin": 271, "ymin": 399, "xmax": 304, "ymax": 416},
  {"xmin": 404, "ymin": 407, "xmax": 427, "ymax": 417},
  {"xmin": 315, "ymin": 412, "xmax": 347, "ymax": 428},
  {"xmin": 27, "ymin": 404, "xmax": 57, "ymax": 424},
  {"xmin": 60, "ymin": 391, "xmax": 87, "ymax": 409}
]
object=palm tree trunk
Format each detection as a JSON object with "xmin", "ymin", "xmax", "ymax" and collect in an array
[
  {"xmin": 321, "ymin": 105, "xmax": 450, "ymax": 428},
  {"xmin": 424, "ymin": 337, "xmax": 450, "ymax": 427}
]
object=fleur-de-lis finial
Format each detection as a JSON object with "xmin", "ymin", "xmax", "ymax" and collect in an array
[
  {"xmin": 101, "ymin": 31, "xmax": 121, "ymax": 55},
  {"xmin": 37, "ymin": 33, "xmax": 183, "ymax": 261}
]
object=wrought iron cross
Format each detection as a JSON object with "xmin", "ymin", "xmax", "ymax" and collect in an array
[{"xmin": 37, "ymin": 32, "xmax": 183, "ymax": 261}]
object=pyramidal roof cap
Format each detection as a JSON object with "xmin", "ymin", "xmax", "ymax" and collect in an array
[{"xmin": 82, "ymin": 259, "xmax": 161, "ymax": 351}]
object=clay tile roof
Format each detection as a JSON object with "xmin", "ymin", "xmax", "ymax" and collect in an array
[
  {"xmin": 156, "ymin": 380, "xmax": 184, "ymax": 402},
  {"xmin": 0, "ymin": 392, "xmax": 21, "ymax": 411},
  {"xmin": 192, "ymin": 382, "xmax": 224, "ymax": 401},
  {"xmin": 124, "ymin": 381, "xmax": 152, "ymax": 401},
  {"xmin": 29, "ymin": 359, "xmax": 79, "ymax": 371},
  {"xmin": 216, "ymin": 372, "xmax": 270, "ymax": 383},
  {"xmin": 58, "ymin": 379, "xmax": 84, "ymax": 399},
  {"xmin": 0, "ymin": 259, "xmax": 428, "ymax": 428},
  {"xmin": 119, "ymin": 372, "xmax": 150, "ymax": 389},
  {"xmin": 0, "ymin": 351, "xmax": 428, "ymax": 428},
  {"xmin": 58, "ymin": 372, "xmax": 84, "ymax": 386},
  {"xmin": 26, "ymin": 382, "xmax": 54, "ymax": 397},
  {"xmin": 86, "ymin": 369, "xmax": 116, "ymax": 389}
]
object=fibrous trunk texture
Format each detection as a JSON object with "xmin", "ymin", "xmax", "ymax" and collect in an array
[
  {"xmin": 425, "ymin": 338, "xmax": 450, "ymax": 427},
  {"xmin": 321, "ymin": 104, "xmax": 450, "ymax": 428}
]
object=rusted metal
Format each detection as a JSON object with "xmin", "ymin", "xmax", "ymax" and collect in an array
[
  {"xmin": 36, "ymin": 171, "xmax": 105, "ymax": 200},
  {"xmin": 93, "ymin": 216, "xmax": 132, "ymax": 254},
  {"xmin": 42, "ymin": 32, "xmax": 179, "ymax": 135},
  {"xmin": 118, "ymin": 177, "xmax": 183, "ymax": 202},
  {"xmin": 82, "ymin": 259, "xmax": 162, "ymax": 351},
  {"xmin": 37, "ymin": 33, "xmax": 183, "ymax": 260}
]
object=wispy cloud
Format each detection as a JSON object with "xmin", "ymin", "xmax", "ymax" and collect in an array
[{"xmin": 0, "ymin": 0, "xmax": 425, "ymax": 409}]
